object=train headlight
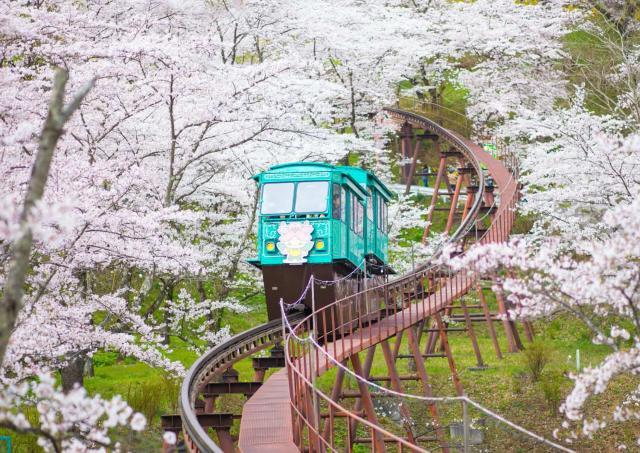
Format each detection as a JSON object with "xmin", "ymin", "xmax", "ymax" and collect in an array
[
  {"xmin": 265, "ymin": 241, "xmax": 276, "ymax": 252},
  {"xmin": 315, "ymin": 239, "xmax": 326, "ymax": 250}
]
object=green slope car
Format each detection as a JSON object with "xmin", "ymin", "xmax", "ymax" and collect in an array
[{"xmin": 248, "ymin": 162, "xmax": 394, "ymax": 321}]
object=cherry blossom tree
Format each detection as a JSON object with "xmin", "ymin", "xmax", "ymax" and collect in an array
[
  {"xmin": 3, "ymin": 0, "xmax": 638, "ymax": 449},
  {"xmin": 0, "ymin": 0, "xmax": 356, "ymax": 447},
  {"xmin": 443, "ymin": 3, "xmax": 640, "ymax": 445}
]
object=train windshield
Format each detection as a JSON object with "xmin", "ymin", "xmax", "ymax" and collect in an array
[
  {"xmin": 295, "ymin": 181, "xmax": 329, "ymax": 213},
  {"xmin": 261, "ymin": 183, "xmax": 294, "ymax": 214}
]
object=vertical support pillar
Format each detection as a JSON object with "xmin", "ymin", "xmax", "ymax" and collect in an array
[
  {"xmin": 204, "ymin": 396, "xmax": 216, "ymax": 413},
  {"xmin": 253, "ymin": 368, "xmax": 266, "ymax": 382},
  {"xmin": 392, "ymin": 329, "xmax": 404, "ymax": 361},
  {"xmin": 461, "ymin": 186, "xmax": 476, "ymax": 227},
  {"xmin": 483, "ymin": 186, "xmax": 495, "ymax": 208},
  {"xmin": 422, "ymin": 152, "xmax": 446, "ymax": 243},
  {"xmin": 380, "ymin": 340, "xmax": 416, "ymax": 444},
  {"xmin": 414, "ymin": 319, "xmax": 426, "ymax": 348},
  {"xmin": 404, "ymin": 138, "xmax": 422, "ymax": 196},
  {"xmin": 434, "ymin": 312, "xmax": 464, "ymax": 396},
  {"xmin": 495, "ymin": 289, "xmax": 519, "ymax": 353},
  {"xmin": 400, "ymin": 122, "xmax": 413, "ymax": 184},
  {"xmin": 523, "ymin": 321, "xmax": 535, "ymax": 343},
  {"xmin": 445, "ymin": 169, "xmax": 465, "ymax": 235},
  {"xmin": 348, "ymin": 346, "xmax": 377, "ymax": 447},
  {"xmin": 424, "ymin": 317, "xmax": 439, "ymax": 355},
  {"xmin": 458, "ymin": 296, "xmax": 485, "ymax": 368},
  {"xmin": 216, "ymin": 429, "xmax": 235, "ymax": 453},
  {"xmin": 477, "ymin": 285, "xmax": 502, "ymax": 360},
  {"xmin": 322, "ymin": 364, "xmax": 346, "ymax": 443},
  {"xmin": 350, "ymin": 353, "xmax": 386, "ymax": 453},
  {"xmin": 405, "ymin": 328, "xmax": 449, "ymax": 453}
]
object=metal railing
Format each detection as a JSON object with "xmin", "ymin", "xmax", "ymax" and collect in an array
[
  {"xmin": 282, "ymin": 109, "xmax": 569, "ymax": 452},
  {"xmin": 179, "ymin": 313, "xmax": 304, "ymax": 452},
  {"xmin": 178, "ymin": 107, "xmax": 522, "ymax": 452}
]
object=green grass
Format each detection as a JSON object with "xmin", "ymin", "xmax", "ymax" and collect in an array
[
  {"xmin": 7, "ymin": 214, "xmax": 636, "ymax": 452},
  {"xmin": 307, "ymin": 310, "xmax": 639, "ymax": 452}
]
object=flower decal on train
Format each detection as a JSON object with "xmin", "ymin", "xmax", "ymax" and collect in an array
[{"xmin": 276, "ymin": 221, "xmax": 314, "ymax": 264}]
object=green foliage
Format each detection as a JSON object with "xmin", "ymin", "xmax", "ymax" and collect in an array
[
  {"xmin": 126, "ymin": 381, "xmax": 164, "ymax": 423},
  {"xmin": 539, "ymin": 371, "xmax": 565, "ymax": 416},
  {"xmin": 0, "ymin": 406, "xmax": 41, "ymax": 453},
  {"xmin": 522, "ymin": 340, "xmax": 554, "ymax": 382},
  {"xmin": 92, "ymin": 351, "xmax": 136, "ymax": 367},
  {"xmin": 160, "ymin": 375, "xmax": 181, "ymax": 414},
  {"xmin": 124, "ymin": 373, "xmax": 182, "ymax": 424},
  {"xmin": 511, "ymin": 212, "xmax": 535, "ymax": 235},
  {"xmin": 510, "ymin": 371, "xmax": 528, "ymax": 395}
]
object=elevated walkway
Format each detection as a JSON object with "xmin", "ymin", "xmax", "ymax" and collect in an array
[{"xmin": 237, "ymin": 369, "xmax": 297, "ymax": 453}]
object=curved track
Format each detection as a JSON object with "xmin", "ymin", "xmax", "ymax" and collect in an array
[
  {"xmin": 178, "ymin": 108, "xmax": 521, "ymax": 452},
  {"xmin": 179, "ymin": 313, "xmax": 305, "ymax": 452},
  {"xmin": 282, "ymin": 108, "xmax": 520, "ymax": 451}
]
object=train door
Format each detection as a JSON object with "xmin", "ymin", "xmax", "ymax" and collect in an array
[
  {"xmin": 367, "ymin": 189, "xmax": 375, "ymax": 256},
  {"xmin": 331, "ymin": 183, "xmax": 347, "ymax": 258}
]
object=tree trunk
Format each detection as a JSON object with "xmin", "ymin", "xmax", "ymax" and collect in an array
[
  {"xmin": 164, "ymin": 282, "xmax": 175, "ymax": 345},
  {"xmin": 84, "ymin": 356, "xmax": 95, "ymax": 377},
  {"xmin": 0, "ymin": 69, "xmax": 93, "ymax": 366},
  {"xmin": 61, "ymin": 355, "xmax": 86, "ymax": 392}
]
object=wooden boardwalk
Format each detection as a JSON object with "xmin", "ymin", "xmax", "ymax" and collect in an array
[
  {"xmin": 238, "ymin": 369, "xmax": 298, "ymax": 453},
  {"xmin": 236, "ymin": 113, "xmax": 518, "ymax": 452}
]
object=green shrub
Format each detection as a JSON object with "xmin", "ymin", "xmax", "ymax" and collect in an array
[
  {"xmin": 160, "ymin": 374, "xmax": 181, "ymax": 414},
  {"xmin": 126, "ymin": 381, "xmax": 163, "ymax": 423},
  {"xmin": 523, "ymin": 341, "xmax": 554, "ymax": 382},
  {"xmin": 92, "ymin": 351, "xmax": 119, "ymax": 367},
  {"xmin": 511, "ymin": 371, "xmax": 528, "ymax": 395},
  {"xmin": 539, "ymin": 371, "xmax": 564, "ymax": 416}
]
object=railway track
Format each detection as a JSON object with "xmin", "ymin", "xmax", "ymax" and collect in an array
[
  {"xmin": 176, "ymin": 107, "xmax": 530, "ymax": 452},
  {"xmin": 177, "ymin": 312, "xmax": 305, "ymax": 452}
]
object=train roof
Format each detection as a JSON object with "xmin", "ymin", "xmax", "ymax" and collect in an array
[
  {"xmin": 339, "ymin": 166, "xmax": 394, "ymax": 201},
  {"xmin": 252, "ymin": 162, "xmax": 393, "ymax": 202}
]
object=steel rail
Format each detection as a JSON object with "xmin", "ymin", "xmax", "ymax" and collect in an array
[
  {"xmin": 179, "ymin": 107, "xmax": 507, "ymax": 452},
  {"xmin": 284, "ymin": 108, "xmax": 497, "ymax": 350},
  {"xmin": 179, "ymin": 312, "xmax": 305, "ymax": 453},
  {"xmin": 384, "ymin": 107, "xmax": 486, "ymax": 248},
  {"xmin": 284, "ymin": 109, "xmax": 531, "ymax": 452}
]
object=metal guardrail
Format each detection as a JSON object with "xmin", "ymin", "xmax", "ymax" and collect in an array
[
  {"xmin": 178, "ymin": 107, "xmax": 519, "ymax": 453},
  {"xmin": 283, "ymin": 109, "xmax": 530, "ymax": 452}
]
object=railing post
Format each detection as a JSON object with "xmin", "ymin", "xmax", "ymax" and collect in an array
[
  {"xmin": 309, "ymin": 275, "xmax": 322, "ymax": 451},
  {"xmin": 462, "ymin": 395, "xmax": 470, "ymax": 453}
]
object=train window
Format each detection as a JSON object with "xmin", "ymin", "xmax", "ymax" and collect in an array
[
  {"xmin": 377, "ymin": 196, "xmax": 383, "ymax": 232},
  {"xmin": 357, "ymin": 202, "xmax": 364, "ymax": 235},
  {"xmin": 261, "ymin": 182, "xmax": 294, "ymax": 214},
  {"xmin": 341, "ymin": 188, "xmax": 346, "ymax": 220},
  {"xmin": 367, "ymin": 190, "xmax": 373, "ymax": 220},
  {"xmin": 332, "ymin": 183, "xmax": 341, "ymax": 219},
  {"xmin": 353, "ymin": 198, "xmax": 358, "ymax": 233},
  {"xmin": 350, "ymin": 192, "xmax": 356, "ymax": 232},
  {"xmin": 383, "ymin": 200, "xmax": 388, "ymax": 233},
  {"xmin": 295, "ymin": 181, "xmax": 329, "ymax": 213}
]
